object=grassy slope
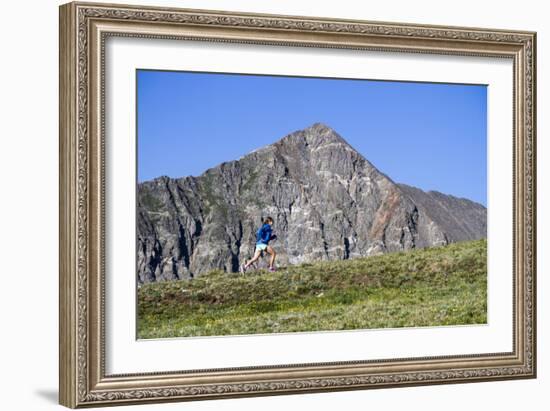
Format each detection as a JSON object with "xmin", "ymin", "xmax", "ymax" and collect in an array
[{"xmin": 138, "ymin": 239, "xmax": 487, "ymax": 338}]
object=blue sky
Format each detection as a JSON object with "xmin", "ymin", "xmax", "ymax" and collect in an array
[{"xmin": 137, "ymin": 70, "xmax": 487, "ymax": 206}]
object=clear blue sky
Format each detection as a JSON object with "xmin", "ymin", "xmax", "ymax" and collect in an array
[{"xmin": 137, "ymin": 70, "xmax": 487, "ymax": 205}]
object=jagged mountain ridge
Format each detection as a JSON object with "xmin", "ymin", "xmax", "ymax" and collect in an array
[{"xmin": 137, "ymin": 123, "xmax": 486, "ymax": 283}]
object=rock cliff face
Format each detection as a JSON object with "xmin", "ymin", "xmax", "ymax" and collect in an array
[{"xmin": 137, "ymin": 123, "xmax": 486, "ymax": 283}]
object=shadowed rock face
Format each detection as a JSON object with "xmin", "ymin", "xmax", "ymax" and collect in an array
[{"xmin": 137, "ymin": 123, "xmax": 486, "ymax": 283}]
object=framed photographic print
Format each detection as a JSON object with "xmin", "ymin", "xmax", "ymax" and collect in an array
[{"xmin": 59, "ymin": 1, "xmax": 537, "ymax": 408}]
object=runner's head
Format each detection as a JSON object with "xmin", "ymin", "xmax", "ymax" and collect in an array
[{"xmin": 263, "ymin": 216, "xmax": 274, "ymax": 226}]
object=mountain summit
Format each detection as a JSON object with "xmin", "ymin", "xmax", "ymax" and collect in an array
[{"xmin": 137, "ymin": 124, "xmax": 486, "ymax": 283}]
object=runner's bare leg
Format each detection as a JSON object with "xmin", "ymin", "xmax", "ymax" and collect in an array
[
  {"xmin": 267, "ymin": 246, "xmax": 276, "ymax": 268},
  {"xmin": 246, "ymin": 249, "xmax": 262, "ymax": 268}
]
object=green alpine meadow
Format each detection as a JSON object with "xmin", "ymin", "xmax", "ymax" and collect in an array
[{"xmin": 137, "ymin": 239, "xmax": 487, "ymax": 339}]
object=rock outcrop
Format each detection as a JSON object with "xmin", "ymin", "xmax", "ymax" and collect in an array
[{"xmin": 137, "ymin": 123, "xmax": 486, "ymax": 283}]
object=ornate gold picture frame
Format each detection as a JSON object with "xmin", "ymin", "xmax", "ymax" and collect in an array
[{"xmin": 59, "ymin": 1, "xmax": 536, "ymax": 408}]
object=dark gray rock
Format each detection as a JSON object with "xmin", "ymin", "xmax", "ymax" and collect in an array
[
  {"xmin": 137, "ymin": 123, "xmax": 486, "ymax": 283},
  {"xmin": 397, "ymin": 183, "xmax": 486, "ymax": 245}
]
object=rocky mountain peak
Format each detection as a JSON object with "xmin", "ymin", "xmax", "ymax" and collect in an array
[
  {"xmin": 136, "ymin": 125, "xmax": 487, "ymax": 283},
  {"xmin": 273, "ymin": 122, "xmax": 354, "ymax": 152}
]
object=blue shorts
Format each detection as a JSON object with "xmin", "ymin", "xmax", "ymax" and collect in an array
[{"xmin": 255, "ymin": 243, "xmax": 268, "ymax": 252}]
